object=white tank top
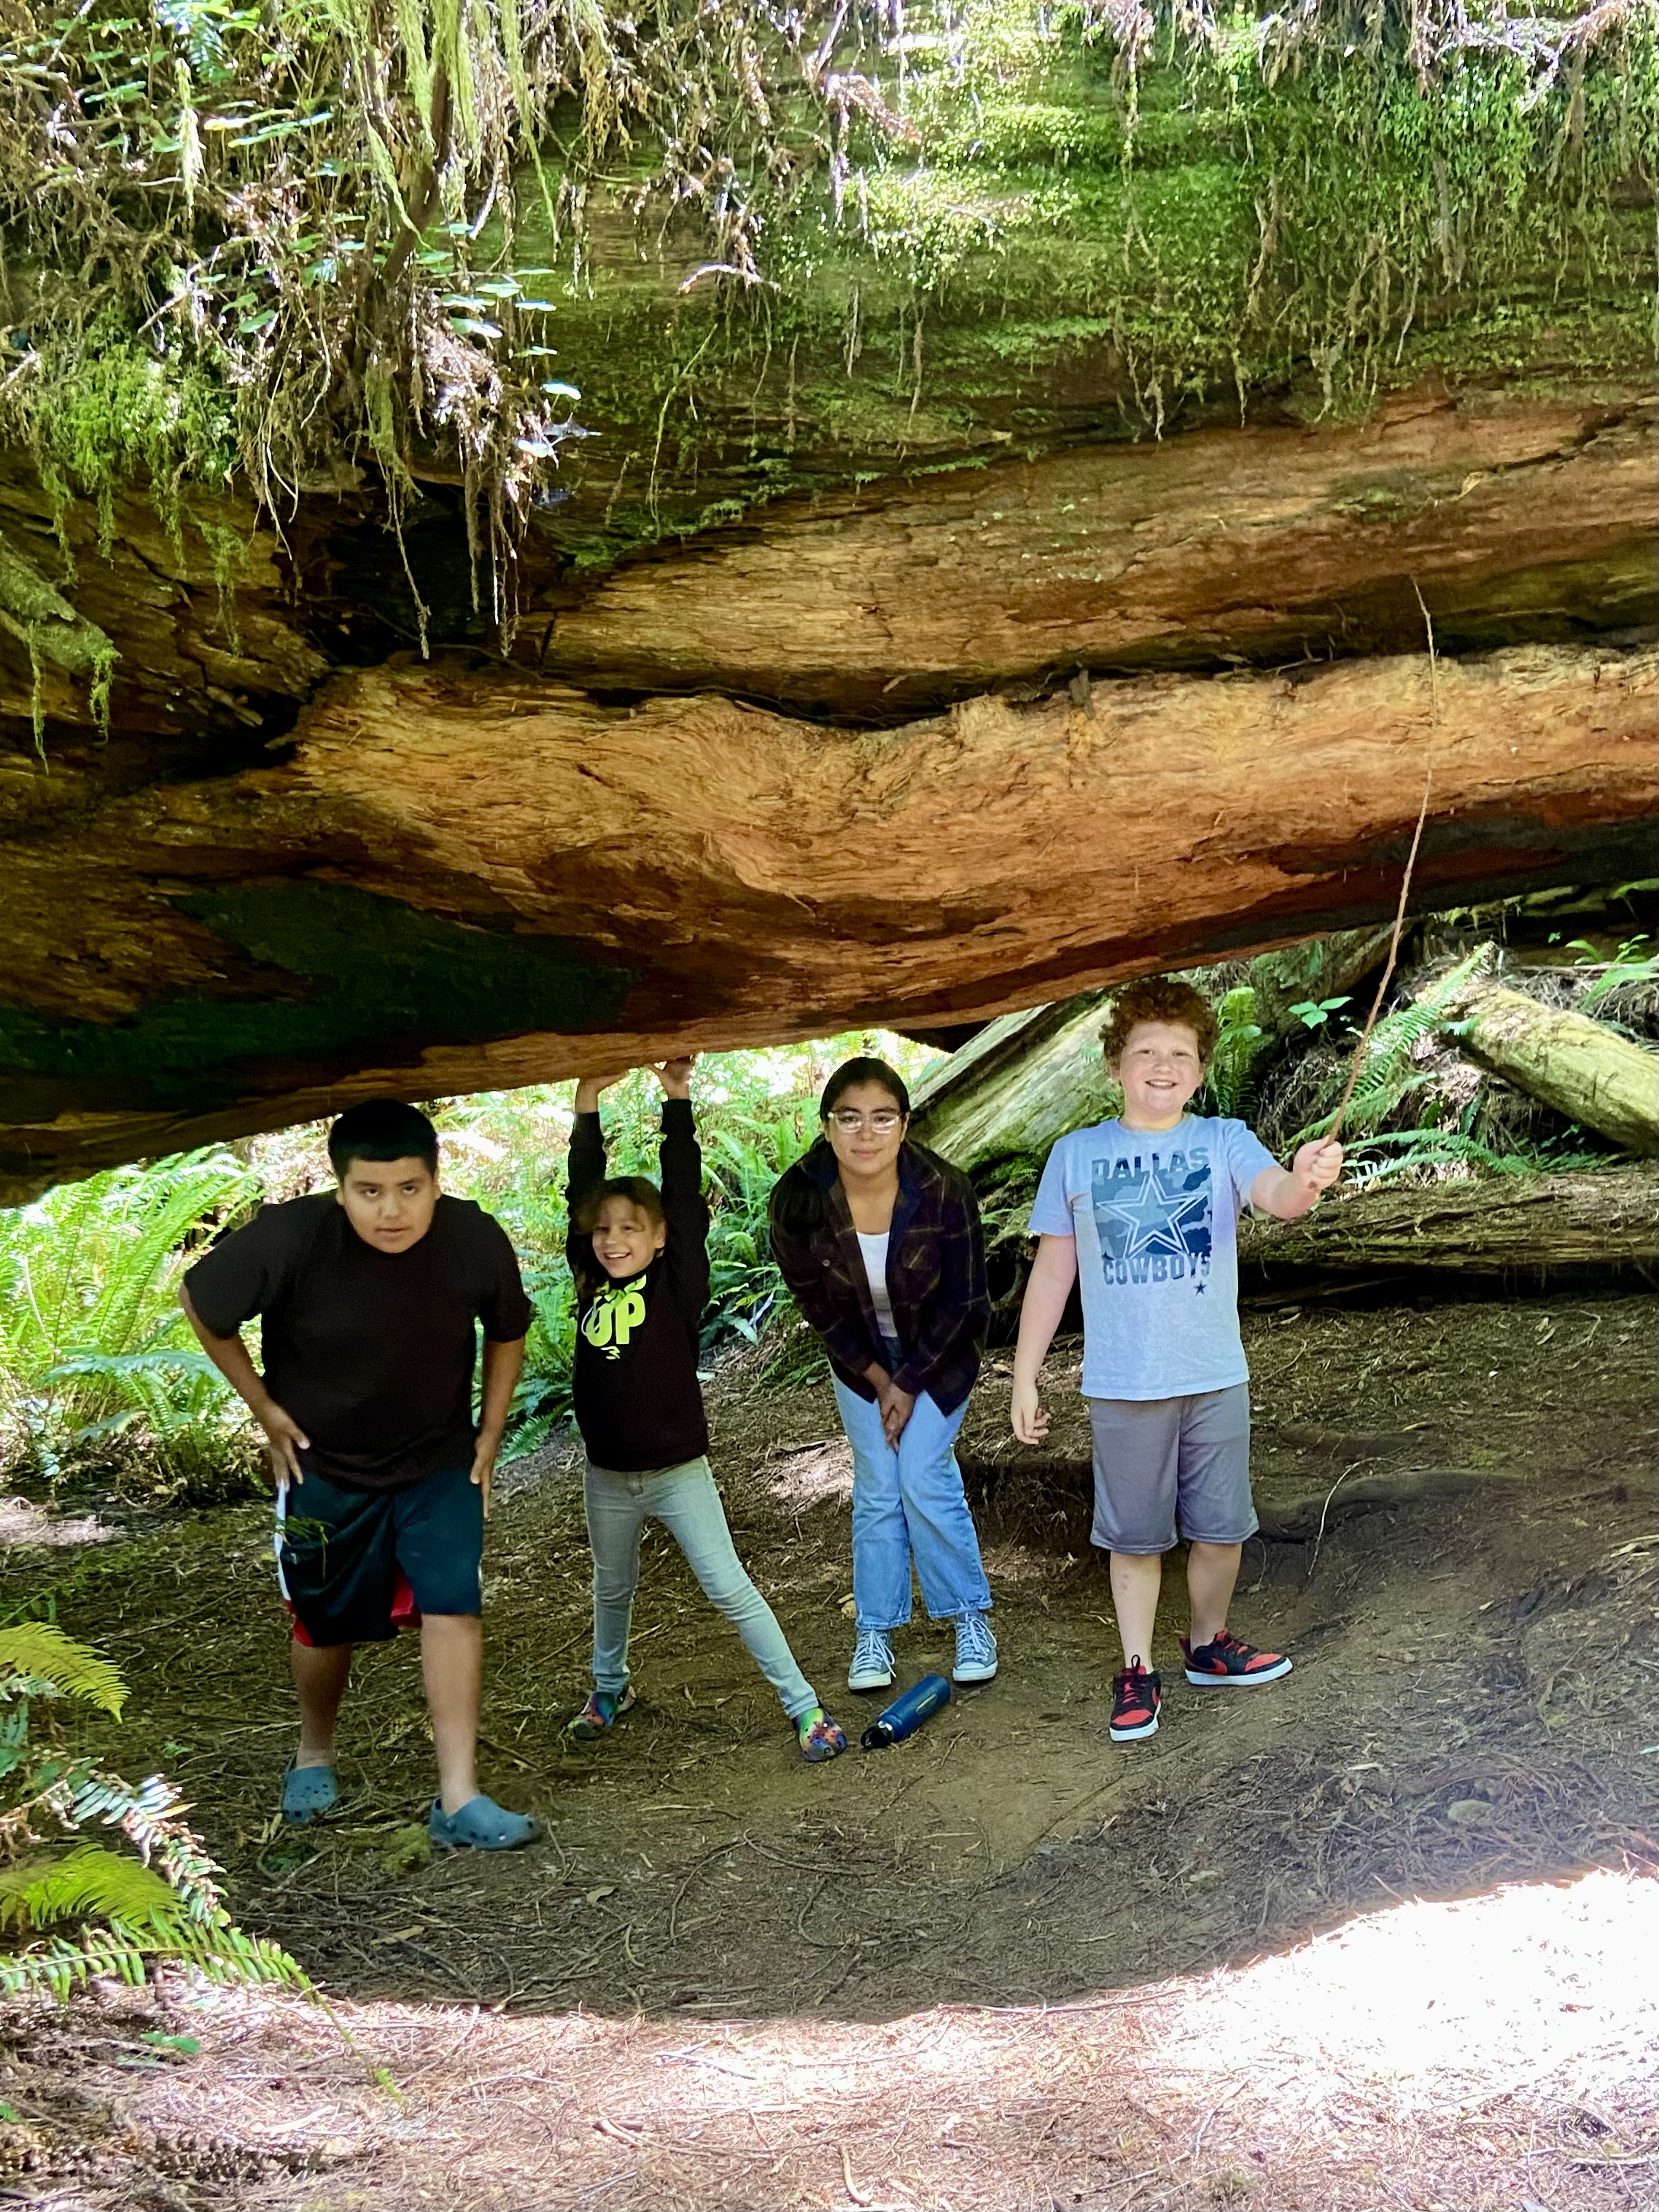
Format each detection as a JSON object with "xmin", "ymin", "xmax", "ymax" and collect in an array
[{"xmin": 856, "ymin": 1230, "xmax": 898, "ymax": 1340}]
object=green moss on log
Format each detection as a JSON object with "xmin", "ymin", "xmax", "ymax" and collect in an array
[
  {"xmin": 510, "ymin": 4, "xmax": 1657, "ymax": 564},
  {"xmin": 0, "ymin": 3, "xmax": 1651, "ymax": 602}
]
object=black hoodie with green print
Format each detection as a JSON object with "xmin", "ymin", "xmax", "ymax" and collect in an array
[{"xmin": 565, "ymin": 1099, "xmax": 711, "ymax": 1472}]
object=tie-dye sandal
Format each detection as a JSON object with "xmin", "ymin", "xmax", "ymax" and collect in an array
[
  {"xmin": 796, "ymin": 1708, "xmax": 848, "ymax": 1763},
  {"xmin": 565, "ymin": 1685, "xmax": 637, "ymax": 1740}
]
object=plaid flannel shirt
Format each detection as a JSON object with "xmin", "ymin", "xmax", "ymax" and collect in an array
[{"xmin": 768, "ymin": 1139, "xmax": 988, "ymax": 1415}]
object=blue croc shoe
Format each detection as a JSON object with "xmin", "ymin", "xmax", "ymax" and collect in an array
[
  {"xmin": 281, "ymin": 1760, "xmax": 340, "ymax": 1825},
  {"xmin": 428, "ymin": 1794, "xmax": 540, "ymax": 1852}
]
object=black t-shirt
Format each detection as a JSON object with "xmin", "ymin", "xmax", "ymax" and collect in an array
[
  {"xmin": 565, "ymin": 1101, "xmax": 710, "ymax": 1473},
  {"xmin": 184, "ymin": 1192, "xmax": 532, "ymax": 1493}
]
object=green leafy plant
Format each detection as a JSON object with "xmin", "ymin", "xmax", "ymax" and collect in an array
[
  {"xmin": 1293, "ymin": 946, "xmax": 1493, "ymax": 1144},
  {"xmin": 0, "ymin": 1620, "xmax": 303, "ymax": 2000},
  {"xmin": 0, "ymin": 1148, "xmax": 261, "ymax": 1494},
  {"xmin": 1200, "ymin": 985, "xmax": 1271, "ymax": 1119},
  {"xmin": 1340, "ymin": 1122, "xmax": 1612, "ymax": 1189},
  {"xmin": 700, "ymin": 1107, "xmax": 815, "ymax": 1350},
  {"xmin": 1286, "ymin": 996, "xmax": 1353, "ymax": 1032},
  {"xmin": 1574, "ymin": 934, "xmax": 1658, "ymax": 1014}
]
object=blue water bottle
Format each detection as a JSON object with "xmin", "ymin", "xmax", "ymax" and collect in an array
[{"xmin": 861, "ymin": 1672, "xmax": 952, "ymax": 1750}]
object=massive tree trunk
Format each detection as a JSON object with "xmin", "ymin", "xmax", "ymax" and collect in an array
[
  {"xmin": 1240, "ymin": 1167, "xmax": 1658, "ymax": 1278},
  {"xmin": 0, "ymin": 4, "xmax": 1651, "ymax": 1196},
  {"xmin": 1, "ymin": 390, "xmax": 1653, "ymax": 1200},
  {"xmin": 0, "ymin": 629, "xmax": 1649, "ymax": 1198},
  {"xmin": 528, "ymin": 388, "xmax": 1655, "ymax": 717},
  {"xmin": 1434, "ymin": 980, "xmax": 1659, "ymax": 1157}
]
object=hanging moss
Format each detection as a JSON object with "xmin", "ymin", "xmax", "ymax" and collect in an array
[
  {"xmin": 0, "ymin": 531, "xmax": 119, "ymax": 751},
  {"xmin": 0, "ymin": 2, "xmax": 1650, "ymax": 621},
  {"xmin": 491, "ymin": 4, "xmax": 1654, "ymax": 565}
]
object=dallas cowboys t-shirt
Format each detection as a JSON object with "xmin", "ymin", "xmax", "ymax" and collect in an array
[{"xmin": 1028, "ymin": 1116, "xmax": 1278, "ymax": 1400}]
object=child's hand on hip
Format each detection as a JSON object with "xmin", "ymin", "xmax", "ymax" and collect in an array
[
  {"xmin": 1010, "ymin": 1378, "xmax": 1049, "ymax": 1445},
  {"xmin": 252, "ymin": 1398, "xmax": 310, "ymax": 1489}
]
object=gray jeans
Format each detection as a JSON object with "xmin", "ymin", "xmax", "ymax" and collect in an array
[{"xmin": 584, "ymin": 1456, "xmax": 818, "ymax": 1722}]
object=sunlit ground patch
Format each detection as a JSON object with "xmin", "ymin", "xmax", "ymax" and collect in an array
[
  {"xmin": 0, "ymin": 1491, "xmax": 114, "ymax": 1547},
  {"xmin": 1172, "ymin": 1866, "xmax": 1659, "ymax": 2103},
  {"xmin": 765, "ymin": 1437, "xmax": 855, "ymax": 1509},
  {"xmin": 37, "ymin": 1866, "xmax": 1658, "ymax": 2210}
]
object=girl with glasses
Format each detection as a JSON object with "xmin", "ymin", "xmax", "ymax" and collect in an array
[{"xmin": 769, "ymin": 1058, "xmax": 996, "ymax": 1694}]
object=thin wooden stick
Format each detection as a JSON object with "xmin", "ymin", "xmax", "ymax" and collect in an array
[{"xmin": 1326, "ymin": 581, "xmax": 1438, "ymax": 1143}]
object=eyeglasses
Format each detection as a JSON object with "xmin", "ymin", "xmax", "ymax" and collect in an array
[{"xmin": 829, "ymin": 1109, "xmax": 904, "ymax": 1134}]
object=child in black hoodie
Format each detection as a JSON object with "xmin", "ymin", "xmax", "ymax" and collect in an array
[{"xmin": 563, "ymin": 1058, "xmax": 845, "ymax": 1762}]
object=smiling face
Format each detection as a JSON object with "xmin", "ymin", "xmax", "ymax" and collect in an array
[
  {"xmin": 823, "ymin": 1079, "xmax": 909, "ymax": 1181},
  {"xmin": 335, "ymin": 1154, "xmax": 440, "ymax": 1252},
  {"xmin": 1111, "ymin": 1020, "xmax": 1207, "ymax": 1131},
  {"xmin": 591, "ymin": 1195, "xmax": 667, "ymax": 1281}
]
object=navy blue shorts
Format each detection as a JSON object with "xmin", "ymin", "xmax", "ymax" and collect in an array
[{"xmin": 275, "ymin": 1464, "xmax": 483, "ymax": 1648}]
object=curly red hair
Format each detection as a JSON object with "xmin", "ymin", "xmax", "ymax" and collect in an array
[{"xmin": 1099, "ymin": 977, "xmax": 1219, "ymax": 1067}]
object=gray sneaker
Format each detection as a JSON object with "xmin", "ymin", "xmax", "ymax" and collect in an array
[
  {"xmin": 847, "ymin": 1629, "xmax": 895, "ymax": 1692},
  {"xmin": 952, "ymin": 1611, "xmax": 998, "ymax": 1685}
]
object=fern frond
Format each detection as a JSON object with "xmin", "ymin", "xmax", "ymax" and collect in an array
[
  {"xmin": 0, "ymin": 1844, "xmax": 176, "ymax": 1933},
  {"xmin": 1202, "ymin": 987, "xmax": 1269, "ymax": 1120},
  {"xmin": 0, "ymin": 1624, "xmax": 126, "ymax": 1717},
  {"xmin": 0, "ymin": 1917, "xmax": 307, "ymax": 2000},
  {"xmin": 1294, "ymin": 945, "xmax": 1494, "ymax": 1143}
]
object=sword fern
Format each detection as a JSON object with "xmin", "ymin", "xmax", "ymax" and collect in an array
[{"xmin": 0, "ymin": 1623, "xmax": 305, "ymax": 2000}]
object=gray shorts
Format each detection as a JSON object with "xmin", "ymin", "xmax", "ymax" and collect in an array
[{"xmin": 1086, "ymin": 1385, "xmax": 1256, "ymax": 1553}]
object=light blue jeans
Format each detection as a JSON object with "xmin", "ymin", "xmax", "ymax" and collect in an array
[
  {"xmin": 584, "ymin": 1456, "xmax": 819, "ymax": 1723},
  {"xmin": 831, "ymin": 1366, "xmax": 992, "ymax": 1631}
]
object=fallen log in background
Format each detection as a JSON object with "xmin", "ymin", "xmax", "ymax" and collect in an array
[
  {"xmin": 1248, "ymin": 925, "xmax": 1399, "ymax": 1039},
  {"xmin": 908, "ymin": 994, "xmax": 1113, "ymax": 1174},
  {"xmin": 1240, "ymin": 1168, "xmax": 1657, "ymax": 1277},
  {"xmin": 1436, "ymin": 978, "xmax": 1659, "ymax": 1157}
]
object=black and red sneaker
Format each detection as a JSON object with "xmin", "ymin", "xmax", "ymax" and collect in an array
[
  {"xmin": 1109, "ymin": 1658, "xmax": 1162, "ymax": 1742},
  {"xmin": 1180, "ymin": 1629, "xmax": 1292, "ymax": 1686}
]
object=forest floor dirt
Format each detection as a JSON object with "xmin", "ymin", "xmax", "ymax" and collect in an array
[{"xmin": 4, "ymin": 1286, "xmax": 1656, "ymax": 2211}]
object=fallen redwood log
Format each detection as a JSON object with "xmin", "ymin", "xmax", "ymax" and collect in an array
[
  {"xmin": 1, "ymin": 636, "xmax": 1652, "ymax": 1199},
  {"xmin": 1240, "ymin": 1168, "xmax": 1657, "ymax": 1277},
  {"xmin": 1247, "ymin": 925, "xmax": 1399, "ymax": 1039},
  {"xmin": 910, "ymin": 927, "xmax": 1404, "ymax": 1173},
  {"xmin": 1436, "ymin": 979, "xmax": 1658, "ymax": 1157}
]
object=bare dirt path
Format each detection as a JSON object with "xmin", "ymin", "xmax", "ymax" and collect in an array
[{"xmin": 4, "ymin": 1288, "xmax": 1655, "ymax": 2208}]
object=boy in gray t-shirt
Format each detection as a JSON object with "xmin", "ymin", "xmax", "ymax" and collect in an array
[{"xmin": 1011, "ymin": 978, "xmax": 1342, "ymax": 1744}]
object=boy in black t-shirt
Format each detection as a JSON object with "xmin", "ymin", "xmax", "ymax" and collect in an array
[{"xmin": 182, "ymin": 1100, "xmax": 539, "ymax": 1850}]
